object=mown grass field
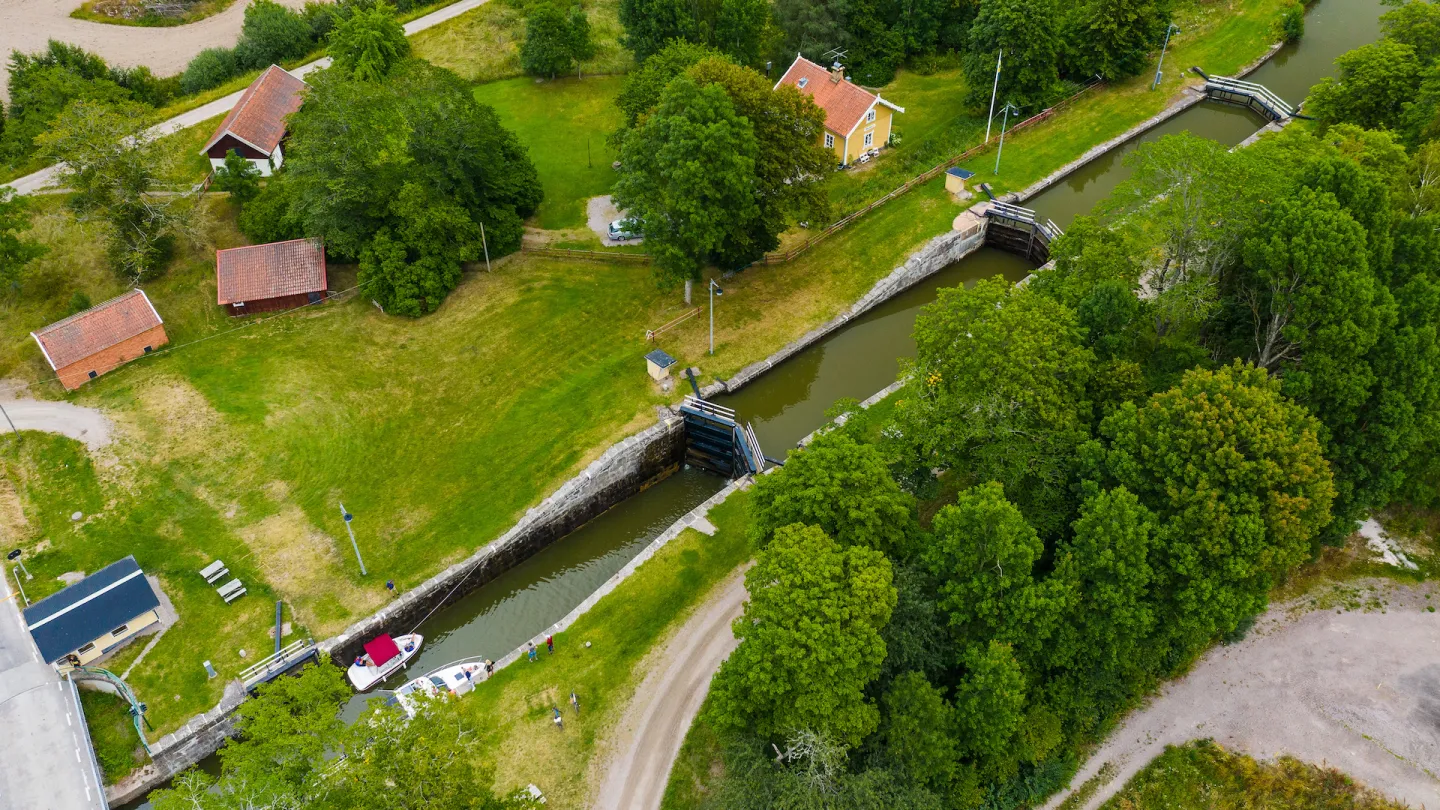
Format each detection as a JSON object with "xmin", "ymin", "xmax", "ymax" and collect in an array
[
  {"xmin": 1100, "ymin": 740, "xmax": 1408, "ymax": 809},
  {"xmin": 79, "ymin": 689, "xmax": 148, "ymax": 782},
  {"xmin": 411, "ymin": 0, "xmax": 632, "ymax": 84}
]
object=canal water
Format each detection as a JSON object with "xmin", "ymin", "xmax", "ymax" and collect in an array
[{"xmin": 120, "ymin": 0, "xmax": 1385, "ymax": 803}]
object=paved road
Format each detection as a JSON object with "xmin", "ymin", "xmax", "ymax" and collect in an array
[
  {"xmin": 1043, "ymin": 581, "xmax": 1440, "ymax": 809},
  {"xmin": 593, "ymin": 568, "xmax": 748, "ymax": 810},
  {"xmin": 0, "ymin": 571, "xmax": 107, "ymax": 810},
  {"xmin": 0, "ymin": 399, "xmax": 113, "ymax": 450},
  {"xmin": 2, "ymin": 0, "xmax": 490, "ymax": 195}
]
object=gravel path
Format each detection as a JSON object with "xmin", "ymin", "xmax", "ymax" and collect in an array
[
  {"xmin": 592, "ymin": 567, "xmax": 748, "ymax": 810},
  {"xmin": 1044, "ymin": 582, "xmax": 1440, "ymax": 809},
  {"xmin": 0, "ymin": 398, "xmax": 113, "ymax": 449}
]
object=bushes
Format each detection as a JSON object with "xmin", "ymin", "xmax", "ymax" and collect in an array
[
  {"xmin": 236, "ymin": 0, "xmax": 319, "ymax": 69},
  {"xmin": 181, "ymin": 47, "xmax": 241, "ymax": 95}
]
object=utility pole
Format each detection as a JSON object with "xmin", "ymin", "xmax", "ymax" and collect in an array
[
  {"xmin": 479, "ymin": 222, "xmax": 492, "ymax": 272},
  {"xmin": 709, "ymin": 279, "xmax": 724, "ymax": 355},
  {"xmin": 985, "ymin": 49, "xmax": 1004, "ymax": 142},
  {"xmin": 994, "ymin": 102, "xmax": 1020, "ymax": 175},
  {"xmin": 1152, "ymin": 24, "xmax": 1180, "ymax": 90},
  {"xmin": 339, "ymin": 503, "xmax": 367, "ymax": 576}
]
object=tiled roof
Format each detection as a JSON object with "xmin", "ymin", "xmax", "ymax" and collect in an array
[
  {"xmin": 24, "ymin": 556, "xmax": 161, "ymax": 664},
  {"xmin": 216, "ymin": 238, "xmax": 327, "ymax": 304},
  {"xmin": 31, "ymin": 290, "xmax": 163, "ymax": 371},
  {"xmin": 202, "ymin": 65, "xmax": 307, "ymax": 156},
  {"xmin": 774, "ymin": 56, "xmax": 903, "ymax": 137}
]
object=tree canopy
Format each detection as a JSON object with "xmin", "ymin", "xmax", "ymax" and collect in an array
[{"xmin": 328, "ymin": 1, "xmax": 411, "ymax": 82}]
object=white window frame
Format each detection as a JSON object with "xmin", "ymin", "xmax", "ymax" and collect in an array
[
  {"xmin": 866, "ymin": 108, "xmax": 877, "ymax": 123},
  {"xmin": 824, "ymin": 133, "xmax": 835, "ymax": 148},
  {"xmin": 864, "ymin": 132, "xmax": 874, "ymax": 147}
]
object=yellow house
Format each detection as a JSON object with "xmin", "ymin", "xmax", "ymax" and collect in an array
[
  {"xmin": 774, "ymin": 55, "xmax": 905, "ymax": 166},
  {"xmin": 24, "ymin": 555, "xmax": 163, "ymax": 670}
]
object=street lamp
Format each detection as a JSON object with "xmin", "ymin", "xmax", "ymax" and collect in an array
[
  {"xmin": 994, "ymin": 102, "xmax": 1020, "ymax": 175},
  {"xmin": 8, "ymin": 548, "xmax": 31, "ymax": 580},
  {"xmin": 339, "ymin": 503, "xmax": 367, "ymax": 576},
  {"xmin": 709, "ymin": 280, "xmax": 724, "ymax": 356},
  {"xmin": 1152, "ymin": 24, "xmax": 1180, "ymax": 90}
]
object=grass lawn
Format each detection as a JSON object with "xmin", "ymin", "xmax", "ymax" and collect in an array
[
  {"xmin": 455, "ymin": 488, "xmax": 752, "ymax": 807},
  {"xmin": 412, "ymin": 0, "xmax": 631, "ymax": 84},
  {"xmin": 79, "ymin": 688, "xmax": 149, "ymax": 783},
  {"xmin": 1101, "ymin": 740, "xmax": 1408, "ymax": 809},
  {"xmin": 474, "ymin": 76, "xmax": 625, "ymax": 230}
]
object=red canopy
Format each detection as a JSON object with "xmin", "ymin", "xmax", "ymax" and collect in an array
[{"xmin": 363, "ymin": 634, "xmax": 400, "ymax": 667}]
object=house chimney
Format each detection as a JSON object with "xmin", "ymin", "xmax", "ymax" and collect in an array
[{"xmin": 830, "ymin": 62, "xmax": 844, "ymax": 83}]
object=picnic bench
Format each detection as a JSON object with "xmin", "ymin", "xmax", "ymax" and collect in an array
[
  {"xmin": 199, "ymin": 560, "xmax": 228, "ymax": 584},
  {"xmin": 217, "ymin": 578, "xmax": 246, "ymax": 603}
]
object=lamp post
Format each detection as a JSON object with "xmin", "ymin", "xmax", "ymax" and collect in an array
[
  {"xmin": 339, "ymin": 503, "xmax": 367, "ymax": 576},
  {"xmin": 709, "ymin": 279, "xmax": 724, "ymax": 356},
  {"xmin": 994, "ymin": 102, "xmax": 1020, "ymax": 175},
  {"xmin": 8, "ymin": 549, "xmax": 30, "ymax": 580},
  {"xmin": 1152, "ymin": 24, "xmax": 1180, "ymax": 90},
  {"xmin": 985, "ymin": 49, "xmax": 1003, "ymax": 143}
]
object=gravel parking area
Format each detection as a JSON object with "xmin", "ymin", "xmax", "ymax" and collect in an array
[
  {"xmin": 587, "ymin": 195, "xmax": 642, "ymax": 247},
  {"xmin": 1044, "ymin": 581, "xmax": 1440, "ymax": 809}
]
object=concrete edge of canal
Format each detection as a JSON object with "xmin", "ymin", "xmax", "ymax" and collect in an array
[{"xmin": 107, "ymin": 35, "xmax": 1303, "ymax": 808}]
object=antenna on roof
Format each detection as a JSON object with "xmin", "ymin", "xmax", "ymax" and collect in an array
[{"xmin": 823, "ymin": 48, "xmax": 848, "ymax": 65}]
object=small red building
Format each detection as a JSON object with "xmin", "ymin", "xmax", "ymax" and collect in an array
[
  {"xmin": 201, "ymin": 65, "xmax": 307, "ymax": 177},
  {"xmin": 31, "ymin": 290, "xmax": 167, "ymax": 390},
  {"xmin": 216, "ymin": 237, "xmax": 328, "ymax": 316}
]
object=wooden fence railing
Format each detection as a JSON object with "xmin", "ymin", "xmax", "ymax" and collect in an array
[{"xmin": 522, "ymin": 246, "xmax": 652, "ymax": 263}]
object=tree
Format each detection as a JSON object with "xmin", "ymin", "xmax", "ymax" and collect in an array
[
  {"xmin": 747, "ymin": 429, "xmax": 917, "ymax": 557},
  {"xmin": 923, "ymin": 482, "xmax": 1069, "ymax": 668},
  {"xmin": 0, "ymin": 188, "xmax": 46, "ymax": 291},
  {"xmin": 1064, "ymin": 0, "xmax": 1170, "ymax": 81},
  {"xmin": 274, "ymin": 60, "xmax": 541, "ymax": 315},
  {"xmin": 687, "ymin": 58, "xmax": 832, "ymax": 265},
  {"xmin": 901, "ymin": 279, "xmax": 1094, "ymax": 535},
  {"xmin": 569, "ymin": 6, "xmax": 596, "ymax": 65},
  {"xmin": 328, "ymin": 1, "xmax": 410, "ymax": 82},
  {"xmin": 181, "ymin": 47, "xmax": 241, "ymax": 95},
  {"xmin": 613, "ymin": 40, "xmax": 722, "ymax": 134},
  {"xmin": 38, "ymin": 99, "xmax": 196, "ymax": 281},
  {"xmin": 1280, "ymin": 1, "xmax": 1304, "ymax": 43},
  {"xmin": 772, "ymin": 0, "xmax": 847, "ymax": 63},
  {"xmin": 1381, "ymin": 0, "xmax": 1440, "ymax": 63},
  {"xmin": 217, "ymin": 660, "xmax": 350, "ymax": 788},
  {"xmin": 962, "ymin": 0, "xmax": 1061, "ymax": 110},
  {"xmin": 951, "ymin": 641, "xmax": 1026, "ymax": 765},
  {"xmin": 1306, "ymin": 41, "xmax": 1423, "ymax": 132},
  {"xmin": 710, "ymin": 523, "xmax": 896, "ymax": 745},
  {"xmin": 880, "ymin": 672, "xmax": 960, "ymax": 790},
  {"xmin": 213, "ymin": 149, "xmax": 262, "ymax": 203},
  {"xmin": 235, "ymin": 0, "xmax": 317, "ymax": 70},
  {"xmin": 1, "ymin": 51, "xmax": 132, "ymax": 165},
  {"xmin": 613, "ymin": 76, "xmax": 757, "ymax": 288},
  {"xmin": 1089, "ymin": 362, "xmax": 1336, "ymax": 658},
  {"xmin": 521, "ymin": 3, "xmax": 592, "ymax": 79},
  {"xmin": 713, "ymin": 0, "xmax": 769, "ymax": 65},
  {"xmin": 618, "ymin": 0, "xmax": 699, "ymax": 61}
]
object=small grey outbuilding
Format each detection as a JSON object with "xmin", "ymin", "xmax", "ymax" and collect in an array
[{"xmin": 645, "ymin": 348, "xmax": 678, "ymax": 381}]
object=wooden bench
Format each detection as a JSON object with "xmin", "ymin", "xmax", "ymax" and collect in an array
[
  {"xmin": 217, "ymin": 578, "xmax": 246, "ymax": 603},
  {"xmin": 200, "ymin": 560, "xmax": 228, "ymax": 584}
]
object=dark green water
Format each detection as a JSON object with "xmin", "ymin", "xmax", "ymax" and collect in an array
[{"xmin": 119, "ymin": 0, "xmax": 1386, "ymax": 803}]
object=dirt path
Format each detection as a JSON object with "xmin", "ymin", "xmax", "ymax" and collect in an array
[
  {"xmin": 0, "ymin": 398, "xmax": 112, "ymax": 449},
  {"xmin": 592, "ymin": 567, "xmax": 749, "ymax": 810},
  {"xmin": 1044, "ymin": 581, "xmax": 1440, "ymax": 809}
]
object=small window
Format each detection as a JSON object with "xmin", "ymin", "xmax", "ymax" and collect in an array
[
  {"xmin": 87, "ymin": 371, "xmax": 97, "ymax": 379},
  {"xmin": 824, "ymin": 133, "xmax": 834, "ymax": 149},
  {"xmin": 77, "ymin": 643, "xmax": 95, "ymax": 654},
  {"xmin": 110, "ymin": 624, "xmax": 129, "ymax": 637},
  {"xmin": 866, "ymin": 109, "xmax": 877, "ymax": 123},
  {"xmin": 798, "ymin": 77, "xmax": 808, "ymax": 89},
  {"xmin": 864, "ymin": 132, "xmax": 874, "ymax": 147},
  {"xmin": 143, "ymin": 346, "xmax": 153, "ymax": 353}
]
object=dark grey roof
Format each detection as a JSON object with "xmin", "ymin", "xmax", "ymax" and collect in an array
[
  {"xmin": 645, "ymin": 349, "xmax": 677, "ymax": 368},
  {"xmin": 24, "ymin": 556, "xmax": 160, "ymax": 663},
  {"xmin": 947, "ymin": 167, "xmax": 976, "ymax": 179}
]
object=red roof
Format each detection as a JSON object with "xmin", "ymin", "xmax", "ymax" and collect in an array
[
  {"xmin": 202, "ymin": 65, "xmax": 307, "ymax": 157},
  {"xmin": 364, "ymin": 634, "xmax": 400, "ymax": 667},
  {"xmin": 215, "ymin": 238, "xmax": 327, "ymax": 305},
  {"xmin": 774, "ymin": 56, "xmax": 903, "ymax": 137},
  {"xmin": 31, "ymin": 290, "xmax": 163, "ymax": 371}
]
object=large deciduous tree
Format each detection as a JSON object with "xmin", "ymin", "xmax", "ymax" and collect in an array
[
  {"xmin": 328, "ymin": 1, "xmax": 410, "ymax": 82},
  {"xmin": 901, "ymin": 279, "xmax": 1094, "ymax": 535},
  {"xmin": 618, "ymin": 0, "xmax": 699, "ymax": 61},
  {"xmin": 747, "ymin": 429, "xmax": 917, "ymax": 557},
  {"xmin": 1063, "ymin": 0, "xmax": 1170, "ymax": 81},
  {"xmin": 1307, "ymin": 41, "xmax": 1423, "ymax": 132},
  {"xmin": 613, "ymin": 75, "xmax": 757, "ymax": 287},
  {"xmin": 1088, "ymin": 362, "xmax": 1336, "ymax": 658},
  {"xmin": 962, "ymin": 0, "xmax": 1061, "ymax": 111},
  {"xmin": 0, "ymin": 188, "xmax": 46, "ymax": 291},
  {"xmin": 267, "ymin": 60, "xmax": 541, "ymax": 315},
  {"xmin": 710, "ymin": 523, "xmax": 896, "ymax": 746},
  {"xmin": 521, "ymin": 3, "xmax": 593, "ymax": 78}
]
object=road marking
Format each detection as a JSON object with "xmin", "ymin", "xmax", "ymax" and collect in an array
[
  {"xmin": 75, "ymin": 746, "xmax": 81, "ymax": 762},
  {"xmin": 66, "ymin": 711, "xmax": 72, "ymax": 726}
]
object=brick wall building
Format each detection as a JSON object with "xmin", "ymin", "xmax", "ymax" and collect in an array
[{"xmin": 31, "ymin": 290, "xmax": 168, "ymax": 390}]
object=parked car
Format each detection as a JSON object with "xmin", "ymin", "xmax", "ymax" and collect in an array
[{"xmin": 608, "ymin": 218, "xmax": 640, "ymax": 241}]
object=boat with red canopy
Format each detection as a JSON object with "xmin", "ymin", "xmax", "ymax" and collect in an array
[{"xmin": 346, "ymin": 632, "xmax": 423, "ymax": 690}]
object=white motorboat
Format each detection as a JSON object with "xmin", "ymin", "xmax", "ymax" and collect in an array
[
  {"xmin": 387, "ymin": 661, "xmax": 484, "ymax": 718},
  {"xmin": 346, "ymin": 632, "xmax": 422, "ymax": 691},
  {"xmin": 425, "ymin": 661, "xmax": 484, "ymax": 697}
]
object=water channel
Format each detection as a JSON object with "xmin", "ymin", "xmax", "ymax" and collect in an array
[{"xmin": 121, "ymin": 0, "xmax": 1386, "ymax": 803}]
